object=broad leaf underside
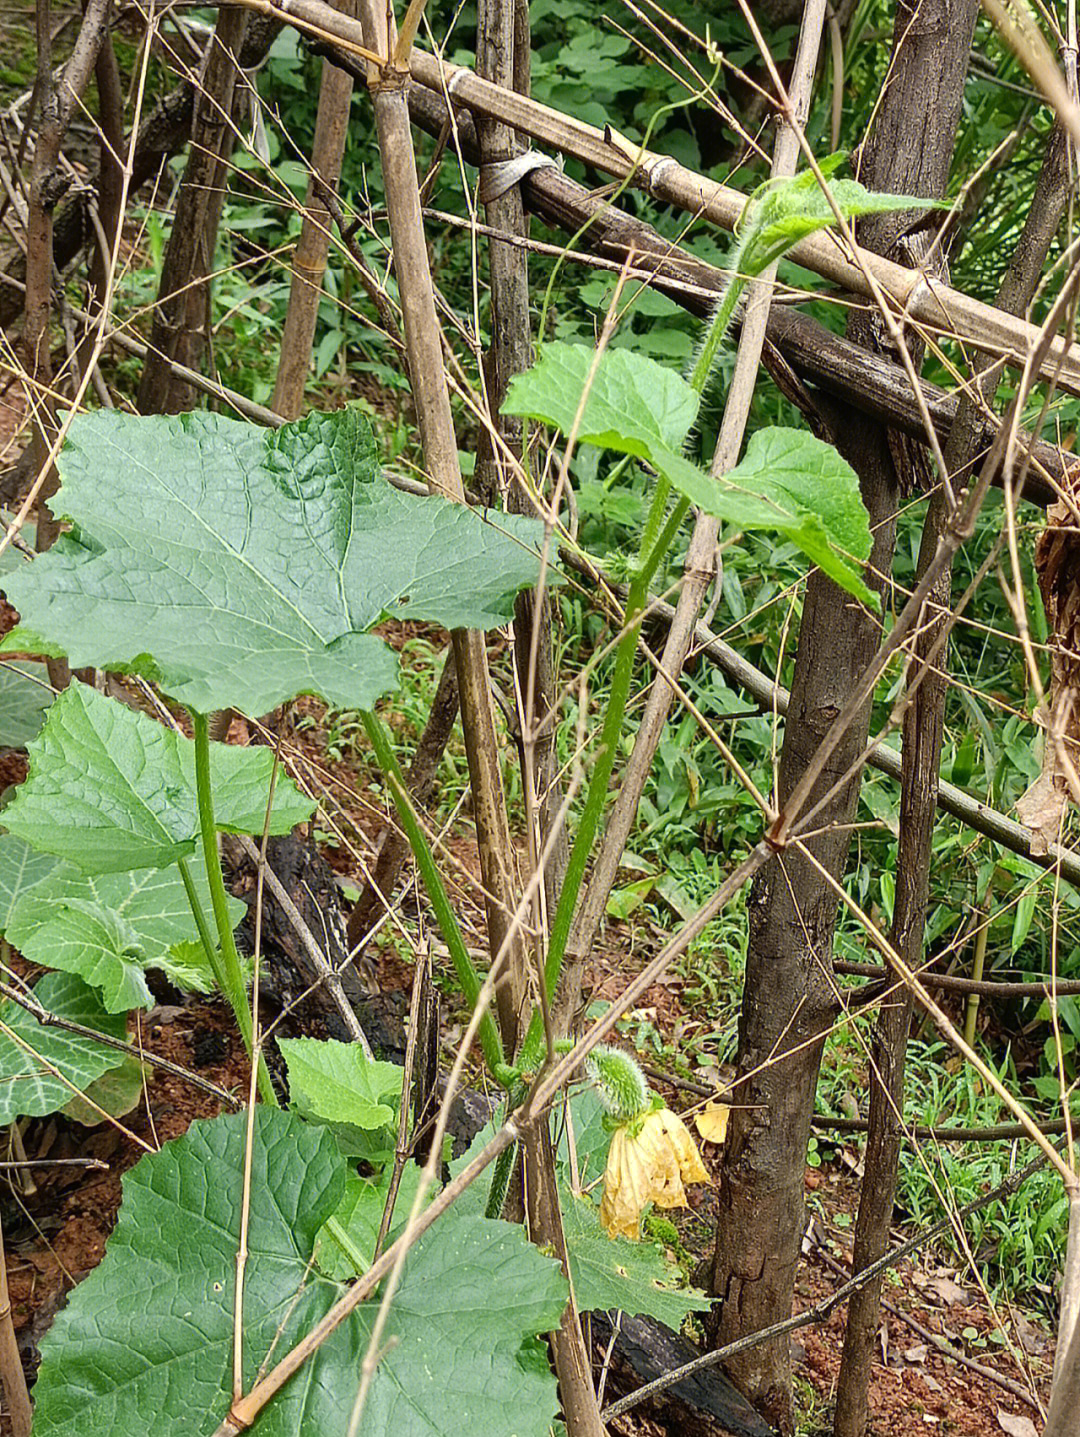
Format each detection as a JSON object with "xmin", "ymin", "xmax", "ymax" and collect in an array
[
  {"xmin": 0, "ymin": 970, "xmax": 127, "ymax": 1124},
  {"xmin": 2, "ymin": 685, "xmax": 312, "ymax": 873},
  {"xmin": 2, "ymin": 841, "xmax": 245, "ymax": 1012}
]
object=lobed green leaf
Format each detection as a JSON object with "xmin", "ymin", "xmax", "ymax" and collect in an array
[
  {"xmin": 2, "ymin": 684, "xmax": 313, "ymax": 872},
  {"xmin": 314, "ymin": 1162, "xmax": 430, "ymax": 1280},
  {"xmin": 2, "ymin": 408, "xmax": 553, "ymax": 715},
  {"xmin": 32, "ymin": 1108, "xmax": 568, "ymax": 1437},
  {"xmin": 739, "ymin": 166, "xmax": 935, "ymax": 276},
  {"xmin": 5, "ymin": 860, "xmax": 244, "ymax": 1012},
  {"xmin": 280, "ymin": 1036, "xmax": 403, "ymax": 1130},
  {"xmin": 0, "ymin": 971, "xmax": 127, "ymax": 1124},
  {"xmin": 559, "ymin": 1185, "xmax": 710, "ymax": 1327},
  {"xmin": 504, "ymin": 340, "xmax": 700, "ymax": 454},
  {"xmin": 507, "ymin": 344, "xmax": 877, "ymax": 603},
  {"xmin": 0, "ymin": 831, "xmax": 59, "ymax": 930},
  {"xmin": 0, "ymin": 660, "xmax": 54, "ymax": 748}
]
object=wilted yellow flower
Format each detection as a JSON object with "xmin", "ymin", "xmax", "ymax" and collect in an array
[{"xmin": 600, "ymin": 1106, "xmax": 710, "ymax": 1241}]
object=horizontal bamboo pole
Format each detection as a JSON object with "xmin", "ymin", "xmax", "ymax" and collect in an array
[
  {"xmin": 406, "ymin": 52, "xmax": 1080, "ymax": 398},
  {"xmin": 233, "ymin": 0, "xmax": 1080, "ymax": 397}
]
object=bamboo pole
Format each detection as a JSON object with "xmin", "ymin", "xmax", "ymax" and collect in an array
[{"xmin": 0, "ymin": 1209, "xmax": 30, "ymax": 1437}]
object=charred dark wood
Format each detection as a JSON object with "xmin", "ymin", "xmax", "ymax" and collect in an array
[
  {"xmin": 224, "ymin": 831, "xmax": 372, "ymax": 1044},
  {"xmin": 346, "ymin": 646, "xmax": 459, "ymax": 951},
  {"xmin": 589, "ymin": 1312, "xmax": 776, "ymax": 1437}
]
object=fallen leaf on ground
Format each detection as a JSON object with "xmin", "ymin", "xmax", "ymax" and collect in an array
[
  {"xmin": 996, "ymin": 1409, "xmax": 1038, "ymax": 1437},
  {"xmin": 926, "ymin": 1274, "xmax": 974, "ymax": 1307}
]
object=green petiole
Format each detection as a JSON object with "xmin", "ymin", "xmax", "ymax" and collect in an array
[
  {"xmin": 361, "ymin": 709, "xmax": 511, "ymax": 1088},
  {"xmin": 190, "ymin": 710, "xmax": 277, "ymax": 1107}
]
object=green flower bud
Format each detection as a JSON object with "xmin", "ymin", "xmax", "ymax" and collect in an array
[{"xmin": 585, "ymin": 1044, "xmax": 650, "ymax": 1122}]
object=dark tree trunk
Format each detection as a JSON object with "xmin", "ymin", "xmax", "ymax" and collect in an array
[
  {"xmin": 0, "ymin": 21, "xmax": 280, "ymax": 335},
  {"xmin": 708, "ymin": 3, "xmax": 979, "ymax": 1429},
  {"xmin": 22, "ymin": 0, "xmax": 112, "ymax": 693},
  {"xmin": 137, "ymin": 8, "xmax": 249, "ymax": 413},
  {"xmin": 474, "ymin": 0, "xmax": 569, "ymax": 947},
  {"xmin": 834, "ymin": 118, "xmax": 1070, "ymax": 1437}
]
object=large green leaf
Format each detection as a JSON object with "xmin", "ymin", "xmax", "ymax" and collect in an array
[
  {"xmin": 0, "ymin": 517, "xmax": 35, "ymax": 579},
  {"xmin": 280, "ymin": 1036, "xmax": 403, "ymax": 1129},
  {"xmin": 0, "ymin": 970, "xmax": 127, "ymax": 1123},
  {"xmin": 0, "ymin": 831, "xmax": 58, "ymax": 931},
  {"xmin": 551, "ymin": 1091, "xmax": 710, "ymax": 1327},
  {"xmin": 62, "ymin": 1054, "xmax": 145, "ymax": 1125},
  {"xmin": 0, "ymin": 660, "xmax": 53, "ymax": 747},
  {"xmin": 505, "ymin": 344, "xmax": 876, "ymax": 604},
  {"xmin": 503, "ymin": 341, "xmax": 700, "ymax": 457},
  {"xmin": 32, "ymin": 1108, "xmax": 567, "ymax": 1437},
  {"xmin": 10, "ymin": 899, "xmax": 150, "ymax": 1013},
  {"xmin": 2, "ymin": 409, "xmax": 552, "ymax": 715},
  {"xmin": 6, "ymin": 861, "xmax": 244, "ymax": 1012},
  {"xmin": 314, "ymin": 1162, "xmax": 429, "ymax": 1280},
  {"xmin": 2, "ymin": 684, "xmax": 313, "ymax": 872},
  {"xmin": 560, "ymin": 1186, "xmax": 710, "ymax": 1327},
  {"xmin": 670, "ymin": 426, "xmax": 875, "ymax": 602},
  {"xmin": 454, "ymin": 1092, "xmax": 711, "ymax": 1329}
]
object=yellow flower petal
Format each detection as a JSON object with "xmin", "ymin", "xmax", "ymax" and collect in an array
[
  {"xmin": 600, "ymin": 1127, "xmax": 653, "ymax": 1240},
  {"xmin": 653, "ymin": 1109, "xmax": 710, "ymax": 1192},
  {"xmin": 694, "ymin": 1100, "xmax": 731, "ymax": 1146},
  {"xmin": 599, "ymin": 1107, "xmax": 710, "ymax": 1240},
  {"xmin": 636, "ymin": 1111, "xmax": 688, "ymax": 1209}
]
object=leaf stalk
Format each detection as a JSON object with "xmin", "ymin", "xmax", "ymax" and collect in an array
[
  {"xmin": 190, "ymin": 710, "xmax": 277, "ymax": 1105},
  {"xmin": 361, "ymin": 710, "xmax": 510, "ymax": 1086}
]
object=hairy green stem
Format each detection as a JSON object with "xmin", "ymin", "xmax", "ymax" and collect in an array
[
  {"xmin": 361, "ymin": 710, "xmax": 511, "ymax": 1087},
  {"xmin": 518, "ymin": 249, "xmax": 738, "ymax": 1070},
  {"xmin": 689, "ymin": 271, "xmax": 747, "ymax": 396},
  {"xmin": 518, "ymin": 492, "xmax": 689, "ymax": 1073},
  {"xmin": 637, "ymin": 475, "xmax": 672, "ymax": 559},
  {"xmin": 191, "ymin": 710, "xmax": 277, "ymax": 1106},
  {"xmin": 177, "ymin": 855, "xmax": 228, "ymax": 989},
  {"xmin": 484, "ymin": 1124, "xmax": 518, "ymax": 1218}
]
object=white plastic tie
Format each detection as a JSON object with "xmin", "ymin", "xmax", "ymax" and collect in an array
[
  {"xmin": 445, "ymin": 67, "xmax": 470, "ymax": 100},
  {"xmin": 479, "ymin": 151, "xmax": 559, "ymax": 204}
]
